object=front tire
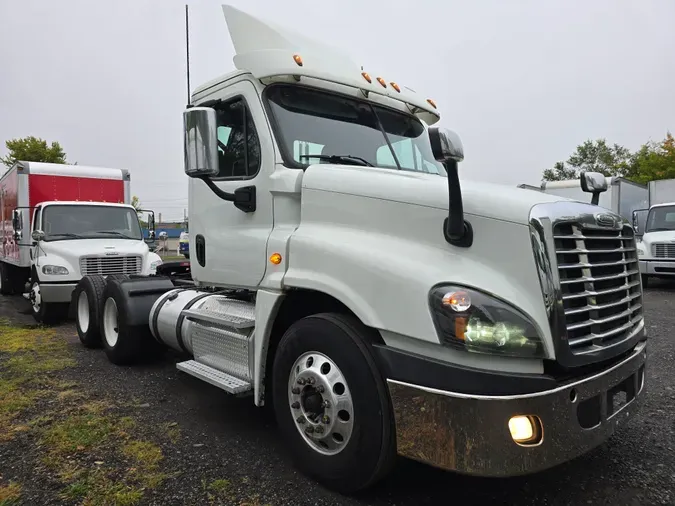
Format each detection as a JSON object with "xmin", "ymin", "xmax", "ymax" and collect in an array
[
  {"xmin": 272, "ymin": 313, "xmax": 396, "ymax": 493},
  {"xmin": 641, "ymin": 274, "xmax": 649, "ymax": 288},
  {"xmin": 0, "ymin": 262, "xmax": 13, "ymax": 295},
  {"xmin": 29, "ymin": 280, "xmax": 66, "ymax": 324},
  {"xmin": 74, "ymin": 275, "xmax": 107, "ymax": 348}
]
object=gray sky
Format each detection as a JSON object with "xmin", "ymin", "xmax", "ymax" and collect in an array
[{"xmin": 1, "ymin": 0, "xmax": 673, "ymax": 222}]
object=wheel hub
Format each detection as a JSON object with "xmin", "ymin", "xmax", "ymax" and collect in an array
[
  {"xmin": 30, "ymin": 283, "xmax": 41, "ymax": 312},
  {"xmin": 288, "ymin": 352, "xmax": 354, "ymax": 455}
]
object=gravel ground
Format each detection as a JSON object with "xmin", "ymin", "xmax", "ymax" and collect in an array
[{"xmin": 1, "ymin": 285, "xmax": 674, "ymax": 506}]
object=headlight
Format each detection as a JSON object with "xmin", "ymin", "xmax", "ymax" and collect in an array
[
  {"xmin": 42, "ymin": 265, "xmax": 69, "ymax": 275},
  {"xmin": 149, "ymin": 260, "xmax": 162, "ymax": 274},
  {"xmin": 429, "ymin": 285, "xmax": 545, "ymax": 358}
]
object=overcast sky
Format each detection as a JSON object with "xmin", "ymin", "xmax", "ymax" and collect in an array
[{"xmin": 1, "ymin": 0, "xmax": 673, "ymax": 221}]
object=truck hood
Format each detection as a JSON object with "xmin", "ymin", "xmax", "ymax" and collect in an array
[
  {"xmin": 640, "ymin": 230, "xmax": 675, "ymax": 243},
  {"xmin": 42, "ymin": 238, "xmax": 149, "ymax": 257},
  {"xmin": 302, "ymin": 164, "xmax": 567, "ymax": 225}
]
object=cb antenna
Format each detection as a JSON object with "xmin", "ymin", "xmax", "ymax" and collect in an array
[{"xmin": 185, "ymin": 4, "xmax": 191, "ymax": 108}]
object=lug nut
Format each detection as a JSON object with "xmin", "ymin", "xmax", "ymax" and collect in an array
[
  {"xmin": 297, "ymin": 378, "xmax": 306, "ymax": 385},
  {"xmin": 307, "ymin": 377, "xmax": 315, "ymax": 385},
  {"xmin": 316, "ymin": 385, "xmax": 325, "ymax": 393},
  {"xmin": 291, "ymin": 401, "xmax": 300, "ymax": 409},
  {"xmin": 314, "ymin": 426, "xmax": 324, "ymax": 434},
  {"xmin": 305, "ymin": 426, "xmax": 315, "ymax": 434},
  {"xmin": 296, "ymin": 416, "xmax": 305, "ymax": 424},
  {"xmin": 321, "ymin": 400, "xmax": 330, "ymax": 408},
  {"xmin": 291, "ymin": 387, "xmax": 300, "ymax": 395},
  {"xmin": 322, "ymin": 415, "xmax": 330, "ymax": 424}
]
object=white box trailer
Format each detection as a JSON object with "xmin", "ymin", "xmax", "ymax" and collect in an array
[{"xmin": 540, "ymin": 177, "xmax": 648, "ymax": 223}]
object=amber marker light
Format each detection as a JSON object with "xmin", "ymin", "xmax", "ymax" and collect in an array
[
  {"xmin": 390, "ymin": 82, "xmax": 401, "ymax": 92},
  {"xmin": 426, "ymin": 98, "xmax": 438, "ymax": 109},
  {"xmin": 376, "ymin": 77, "xmax": 387, "ymax": 88},
  {"xmin": 270, "ymin": 253, "xmax": 282, "ymax": 265},
  {"xmin": 361, "ymin": 72, "xmax": 372, "ymax": 83},
  {"xmin": 293, "ymin": 54, "xmax": 303, "ymax": 66}
]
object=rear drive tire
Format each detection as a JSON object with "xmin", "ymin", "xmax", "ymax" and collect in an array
[
  {"xmin": 641, "ymin": 274, "xmax": 649, "ymax": 288},
  {"xmin": 100, "ymin": 278, "xmax": 145, "ymax": 365},
  {"xmin": 74, "ymin": 275, "xmax": 107, "ymax": 348},
  {"xmin": 0, "ymin": 263, "xmax": 13, "ymax": 295},
  {"xmin": 272, "ymin": 313, "xmax": 396, "ymax": 493}
]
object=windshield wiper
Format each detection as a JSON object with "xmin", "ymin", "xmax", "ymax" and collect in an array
[
  {"xmin": 93, "ymin": 231, "xmax": 137, "ymax": 240},
  {"xmin": 48, "ymin": 233, "xmax": 84, "ymax": 239},
  {"xmin": 646, "ymin": 228, "xmax": 675, "ymax": 232},
  {"xmin": 299, "ymin": 154, "xmax": 373, "ymax": 167}
]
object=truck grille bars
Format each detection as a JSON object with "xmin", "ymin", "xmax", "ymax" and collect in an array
[
  {"xmin": 529, "ymin": 202, "xmax": 645, "ymax": 367},
  {"xmin": 80, "ymin": 255, "xmax": 143, "ymax": 276}
]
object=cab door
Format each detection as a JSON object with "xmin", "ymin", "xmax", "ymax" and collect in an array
[{"xmin": 189, "ymin": 79, "xmax": 275, "ymax": 289}]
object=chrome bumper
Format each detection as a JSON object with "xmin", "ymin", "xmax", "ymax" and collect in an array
[{"xmin": 388, "ymin": 340, "xmax": 647, "ymax": 477}]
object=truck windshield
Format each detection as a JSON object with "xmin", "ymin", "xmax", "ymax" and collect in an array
[
  {"xmin": 41, "ymin": 205, "xmax": 143, "ymax": 242},
  {"xmin": 646, "ymin": 205, "xmax": 675, "ymax": 232},
  {"xmin": 265, "ymin": 85, "xmax": 445, "ymax": 175}
]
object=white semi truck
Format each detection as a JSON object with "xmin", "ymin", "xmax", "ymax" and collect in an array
[
  {"xmin": 72, "ymin": 5, "xmax": 648, "ymax": 492},
  {"xmin": 633, "ymin": 178, "xmax": 675, "ymax": 286},
  {"xmin": 0, "ymin": 161, "xmax": 163, "ymax": 323}
]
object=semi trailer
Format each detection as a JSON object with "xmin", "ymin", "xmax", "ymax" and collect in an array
[
  {"xmin": 72, "ymin": 5, "xmax": 647, "ymax": 493},
  {"xmin": 0, "ymin": 161, "xmax": 162, "ymax": 322}
]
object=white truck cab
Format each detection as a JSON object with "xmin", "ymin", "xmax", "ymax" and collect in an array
[
  {"xmin": 74, "ymin": 5, "xmax": 648, "ymax": 493},
  {"xmin": 636, "ymin": 202, "xmax": 675, "ymax": 286},
  {"xmin": 27, "ymin": 201, "xmax": 162, "ymax": 322}
]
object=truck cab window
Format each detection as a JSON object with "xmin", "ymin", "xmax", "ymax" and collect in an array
[
  {"xmin": 215, "ymin": 98, "xmax": 261, "ymax": 179},
  {"xmin": 265, "ymin": 84, "xmax": 445, "ymax": 175}
]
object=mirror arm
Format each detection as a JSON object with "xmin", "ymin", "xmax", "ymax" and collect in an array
[
  {"xmin": 199, "ymin": 176, "xmax": 235, "ymax": 202},
  {"xmin": 443, "ymin": 160, "xmax": 473, "ymax": 248},
  {"xmin": 591, "ymin": 193, "xmax": 600, "ymax": 206}
]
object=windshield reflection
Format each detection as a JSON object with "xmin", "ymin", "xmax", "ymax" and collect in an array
[
  {"xmin": 41, "ymin": 205, "xmax": 143, "ymax": 242},
  {"xmin": 646, "ymin": 205, "xmax": 675, "ymax": 232}
]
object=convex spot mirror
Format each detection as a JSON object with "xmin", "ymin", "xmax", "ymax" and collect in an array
[
  {"xmin": 184, "ymin": 107, "xmax": 219, "ymax": 178},
  {"xmin": 429, "ymin": 127, "xmax": 464, "ymax": 163},
  {"xmin": 580, "ymin": 171, "xmax": 608, "ymax": 194}
]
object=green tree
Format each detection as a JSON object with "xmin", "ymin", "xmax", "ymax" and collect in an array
[
  {"xmin": 630, "ymin": 132, "xmax": 675, "ymax": 185},
  {"xmin": 1, "ymin": 136, "xmax": 67, "ymax": 168},
  {"xmin": 542, "ymin": 139, "xmax": 633, "ymax": 182}
]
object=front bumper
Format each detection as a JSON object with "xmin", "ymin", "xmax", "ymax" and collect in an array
[
  {"xmin": 40, "ymin": 282, "xmax": 78, "ymax": 303},
  {"xmin": 387, "ymin": 340, "xmax": 647, "ymax": 477},
  {"xmin": 639, "ymin": 259, "xmax": 675, "ymax": 276}
]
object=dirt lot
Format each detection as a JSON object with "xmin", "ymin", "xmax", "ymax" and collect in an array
[{"xmin": 1, "ymin": 286, "xmax": 674, "ymax": 506}]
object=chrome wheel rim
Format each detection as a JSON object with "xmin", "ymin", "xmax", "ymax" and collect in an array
[
  {"xmin": 288, "ymin": 351, "xmax": 354, "ymax": 455},
  {"xmin": 77, "ymin": 291, "xmax": 90, "ymax": 333},
  {"xmin": 103, "ymin": 298, "xmax": 119, "ymax": 347}
]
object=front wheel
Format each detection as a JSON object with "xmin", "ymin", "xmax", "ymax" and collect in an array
[
  {"xmin": 0, "ymin": 262, "xmax": 13, "ymax": 295},
  {"xmin": 272, "ymin": 313, "xmax": 396, "ymax": 493},
  {"xmin": 641, "ymin": 274, "xmax": 649, "ymax": 288},
  {"xmin": 74, "ymin": 275, "xmax": 107, "ymax": 348},
  {"xmin": 29, "ymin": 280, "xmax": 66, "ymax": 324}
]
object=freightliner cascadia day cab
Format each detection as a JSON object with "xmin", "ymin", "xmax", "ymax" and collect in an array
[
  {"xmin": 0, "ymin": 161, "xmax": 162, "ymax": 323},
  {"xmin": 73, "ymin": 6, "xmax": 648, "ymax": 492}
]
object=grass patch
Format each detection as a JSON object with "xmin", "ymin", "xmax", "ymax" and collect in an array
[
  {"xmin": 0, "ymin": 482, "xmax": 21, "ymax": 506},
  {"xmin": 161, "ymin": 421, "xmax": 181, "ymax": 444}
]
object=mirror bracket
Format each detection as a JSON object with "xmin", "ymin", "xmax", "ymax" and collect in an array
[{"xmin": 199, "ymin": 177, "xmax": 256, "ymax": 213}]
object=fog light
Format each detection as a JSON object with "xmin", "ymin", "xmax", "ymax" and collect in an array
[{"xmin": 508, "ymin": 415, "xmax": 542, "ymax": 445}]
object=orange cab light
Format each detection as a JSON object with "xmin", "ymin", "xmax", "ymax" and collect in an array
[
  {"xmin": 270, "ymin": 253, "xmax": 282, "ymax": 265},
  {"xmin": 376, "ymin": 77, "xmax": 387, "ymax": 88},
  {"xmin": 426, "ymin": 98, "xmax": 438, "ymax": 109},
  {"xmin": 293, "ymin": 54, "xmax": 303, "ymax": 66},
  {"xmin": 390, "ymin": 82, "xmax": 401, "ymax": 92},
  {"xmin": 361, "ymin": 72, "xmax": 372, "ymax": 83}
]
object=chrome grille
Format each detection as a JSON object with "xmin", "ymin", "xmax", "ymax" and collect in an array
[
  {"xmin": 79, "ymin": 255, "xmax": 142, "ymax": 276},
  {"xmin": 652, "ymin": 242, "xmax": 675, "ymax": 258},
  {"xmin": 553, "ymin": 223, "xmax": 643, "ymax": 355}
]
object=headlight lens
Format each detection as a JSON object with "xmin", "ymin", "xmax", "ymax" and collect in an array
[
  {"xmin": 42, "ymin": 265, "xmax": 69, "ymax": 275},
  {"xmin": 149, "ymin": 260, "xmax": 162, "ymax": 274},
  {"xmin": 429, "ymin": 285, "xmax": 545, "ymax": 358}
]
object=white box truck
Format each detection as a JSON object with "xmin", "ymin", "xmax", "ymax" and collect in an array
[
  {"xmin": 71, "ymin": 5, "xmax": 647, "ymax": 493},
  {"xmin": 540, "ymin": 177, "xmax": 648, "ymax": 223},
  {"xmin": 633, "ymin": 178, "xmax": 675, "ymax": 285},
  {"xmin": 0, "ymin": 161, "xmax": 163, "ymax": 322}
]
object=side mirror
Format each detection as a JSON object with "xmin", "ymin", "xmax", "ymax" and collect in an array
[
  {"xmin": 32, "ymin": 230, "xmax": 45, "ymax": 242},
  {"xmin": 580, "ymin": 171, "xmax": 607, "ymax": 205},
  {"xmin": 429, "ymin": 127, "xmax": 464, "ymax": 163},
  {"xmin": 12, "ymin": 210, "xmax": 22, "ymax": 241},
  {"xmin": 149, "ymin": 230, "xmax": 156, "ymax": 240},
  {"xmin": 183, "ymin": 107, "xmax": 219, "ymax": 178}
]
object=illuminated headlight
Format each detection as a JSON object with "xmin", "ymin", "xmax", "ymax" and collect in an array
[
  {"xmin": 149, "ymin": 260, "xmax": 162, "ymax": 274},
  {"xmin": 429, "ymin": 285, "xmax": 545, "ymax": 358},
  {"xmin": 42, "ymin": 265, "xmax": 69, "ymax": 275}
]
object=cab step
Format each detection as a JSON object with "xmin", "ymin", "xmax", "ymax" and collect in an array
[
  {"xmin": 176, "ymin": 360, "xmax": 252, "ymax": 394},
  {"xmin": 181, "ymin": 298, "xmax": 255, "ymax": 330}
]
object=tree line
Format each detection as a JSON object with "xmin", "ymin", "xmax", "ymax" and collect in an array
[{"xmin": 542, "ymin": 132, "xmax": 675, "ymax": 184}]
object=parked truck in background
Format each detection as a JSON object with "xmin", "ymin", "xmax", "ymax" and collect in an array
[
  {"xmin": 539, "ymin": 176, "xmax": 648, "ymax": 223},
  {"xmin": 633, "ymin": 178, "xmax": 675, "ymax": 286},
  {"xmin": 0, "ymin": 161, "xmax": 163, "ymax": 322},
  {"xmin": 71, "ymin": 5, "xmax": 648, "ymax": 493}
]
